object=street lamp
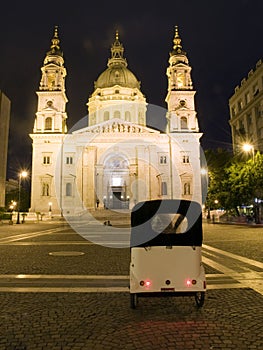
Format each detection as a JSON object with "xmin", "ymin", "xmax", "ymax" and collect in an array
[
  {"xmin": 9, "ymin": 200, "xmax": 17, "ymax": 212},
  {"xmin": 242, "ymin": 143, "xmax": 254, "ymax": 162},
  {"xmin": 48, "ymin": 202, "xmax": 52, "ymax": 216},
  {"xmin": 16, "ymin": 171, "xmax": 28, "ymax": 224}
]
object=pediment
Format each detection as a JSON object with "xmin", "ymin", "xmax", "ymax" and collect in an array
[
  {"xmin": 175, "ymin": 105, "xmax": 189, "ymax": 111},
  {"xmin": 73, "ymin": 118, "xmax": 160, "ymax": 135},
  {"xmin": 42, "ymin": 106, "xmax": 58, "ymax": 112}
]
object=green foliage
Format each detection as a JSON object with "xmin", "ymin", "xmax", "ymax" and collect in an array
[
  {"xmin": 205, "ymin": 149, "xmax": 263, "ymax": 215},
  {"xmin": 205, "ymin": 148, "xmax": 233, "ymax": 210},
  {"xmin": 0, "ymin": 213, "xmax": 12, "ymax": 220}
]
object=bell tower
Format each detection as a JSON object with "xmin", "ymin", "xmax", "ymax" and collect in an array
[
  {"xmin": 165, "ymin": 26, "xmax": 199, "ymax": 133},
  {"xmin": 33, "ymin": 26, "xmax": 68, "ymax": 133},
  {"xmin": 30, "ymin": 27, "xmax": 68, "ymax": 215}
]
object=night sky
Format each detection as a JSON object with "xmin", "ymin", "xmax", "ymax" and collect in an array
[{"xmin": 0, "ymin": 0, "xmax": 262, "ymax": 179}]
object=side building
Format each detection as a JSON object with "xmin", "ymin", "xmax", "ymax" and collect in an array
[
  {"xmin": 30, "ymin": 27, "xmax": 203, "ymax": 216},
  {"xmin": 229, "ymin": 59, "xmax": 263, "ymax": 153},
  {"xmin": 0, "ymin": 91, "xmax": 11, "ymax": 208}
]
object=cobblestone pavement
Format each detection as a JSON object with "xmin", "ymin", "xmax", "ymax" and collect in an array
[
  {"xmin": 0, "ymin": 221, "xmax": 262, "ymax": 349},
  {"xmin": 0, "ymin": 289, "xmax": 262, "ymax": 350}
]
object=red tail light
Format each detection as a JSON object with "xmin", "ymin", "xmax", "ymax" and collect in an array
[
  {"xmin": 186, "ymin": 279, "xmax": 191, "ymax": 287},
  {"xmin": 139, "ymin": 280, "xmax": 152, "ymax": 288}
]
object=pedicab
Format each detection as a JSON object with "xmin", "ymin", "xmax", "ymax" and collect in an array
[{"xmin": 129, "ymin": 199, "xmax": 206, "ymax": 308}]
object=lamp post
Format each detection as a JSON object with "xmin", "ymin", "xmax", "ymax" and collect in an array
[
  {"xmin": 16, "ymin": 171, "xmax": 28, "ymax": 224},
  {"xmin": 48, "ymin": 202, "xmax": 52, "ymax": 217}
]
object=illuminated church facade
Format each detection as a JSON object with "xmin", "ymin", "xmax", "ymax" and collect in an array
[{"xmin": 30, "ymin": 27, "xmax": 203, "ymax": 216}]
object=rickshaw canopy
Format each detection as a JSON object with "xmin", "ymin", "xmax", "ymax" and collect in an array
[{"xmin": 130, "ymin": 199, "xmax": 203, "ymax": 248}]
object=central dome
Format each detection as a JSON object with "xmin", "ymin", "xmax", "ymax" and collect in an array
[
  {"xmin": 95, "ymin": 66, "xmax": 140, "ymax": 89},
  {"xmin": 94, "ymin": 31, "xmax": 141, "ymax": 90}
]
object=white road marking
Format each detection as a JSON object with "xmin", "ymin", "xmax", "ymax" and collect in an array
[
  {"xmin": 0, "ymin": 274, "xmax": 130, "ymax": 279},
  {"xmin": 0, "ymin": 273, "xmax": 246, "ymax": 293},
  {"xmin": 203, "ymin": 244, "xmax": 263, "ymax": 269},
  {"xmin": 0, "ymin": 227, "xmax": 69, "ymax": 243},
  {"xmin": 203, "ymin": 245, "xmax": 263, "ymax": 295}
]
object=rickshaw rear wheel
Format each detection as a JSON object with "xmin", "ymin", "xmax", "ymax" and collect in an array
[
  {"xmin": 195, "ymin": 292, "xmax": 205, "ymax": 307},
  {"xmin": 130, "ymin": 293, "xmax": 137, "ymax": 309}
]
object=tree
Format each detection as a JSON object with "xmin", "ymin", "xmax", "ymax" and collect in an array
[
  {"xmin": 205, "ymin": 149, "xmax": 263, "ymax": 221},
  {"xmin": 204, "ymin": 148, "xmax": 233, "ymax": 214},
  {"xmin": 223, "ymin": 151, "xmax": 263, "ymax": 219}
]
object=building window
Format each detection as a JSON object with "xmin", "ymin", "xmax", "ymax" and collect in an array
[
  {"xmin": 247, "ymin": 114, "xmax": 252, "ymax": 126},
  {"xmin": 114, "ymin": 110, "xmax": 121, "ymax": 119},
  {"xmin": 45, "ymin": 117, "xmax": 52, "ymax": 130},
  {"xmin": 66, "ymin": 183, "xmax": 72, "ymax": 197},
  {"xmin": 183, "ymin": 182, "xmax": 191, "ymax": 195},
  {"xmin": 66, "ymin": 156, "xmax": 73, "ymax": 165},
  {"xmin": 182, "ymin": 155, "xmax": 190, "ymax": 163},
  {"xmin": 104, "ymin": 111, "xmax": 109, "ymax": 121},
  {"xmin": 237, "ymin": 100, "xmax": 243, "ymax": 111},
  {"xmin": 245, "ymin": 92, "xmax": 251, "ymax": 104},
  {"xmin": 160, "ymin": 155, "xmax": 167, "ymax": 164},
  {"xmin": 161, "ymin": 182, "xmax": 167, "ymax": 195},
  {"xmin": 177, "ymin": 72, "xmax": 185, "ymax": 88},
  {"xmin": 125, "ymin": 111, "xmax": 131, "ymax": 122},
  {"xmin": 180, "ymin": 116, "xmax": 188, "ymax": 129},
  {"xmin": 42, "ymin": 183, "xmax": 50, "ymax": 196},
  {"xmin": 138, "ymin": 111, "xmax": 144, "ymax": 125},
  {"xmin": 255, "ymin": 105, "xmax": 261, "ymax": 117},
  {"xmin": 231, "ymin": 107, "xmax": 236, "ymax": 118},
  {"xmin": 43, "ymin": 156, "xmax": 51, "ymax": 164},
  {"xmin": 253, "ymin": 84, "xmax": 259, "ymax": 95}
]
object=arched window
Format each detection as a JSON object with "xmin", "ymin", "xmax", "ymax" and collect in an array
[
  {"xmin": 125, "ymin": 111, "xmax": 131, "ymax": 122},
  {"xmin": 114, "ymin": 110, "xmax": 121, "ymax": 119},
  {"xmin": 104, "ymin": 111, "xmax": 109, "ymax": 121},
  {"xmin": 138, "ymin": 111, "xmax": 145, "ymax": 124},
  {"xmin": 45, "ymin": 117, "xmax": 52, "ymax": 130},
  {"xmin": 180, "ymin": 117, "xmax": 188, "ymax": 129},
  {"xmin": 66, "ymin": 183, "xmax": 72, "ymax": 197}
]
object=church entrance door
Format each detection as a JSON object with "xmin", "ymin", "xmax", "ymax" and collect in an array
[
  {"xmin": 102, "ymin": 155, "xmax": 130, "ymax": 210},
  {"xmin": 112, "ymin": 190, "xmax": 122, "ymax": 209}
]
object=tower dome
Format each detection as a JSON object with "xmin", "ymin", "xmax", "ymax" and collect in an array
[{"xmin": 94, "ymin": 31, "xmax": 141, "ymax": 90}]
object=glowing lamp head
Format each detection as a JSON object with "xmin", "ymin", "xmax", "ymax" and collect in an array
[
  {"xmin": 242, "ymin": 143, "xmax": 254, "ymax": 152},
  {"xmin": 20, "ymin": 171, "xmax": 28, "ymax": 178}
]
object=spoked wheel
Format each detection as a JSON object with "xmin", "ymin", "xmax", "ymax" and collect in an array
[
  {"xmin": 130, "ymin": 293, "xmax": 138, "ymax": 309},
  {"xmin": 195, "ymin": 292, "xmax": 205, "ymax": 307}
]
